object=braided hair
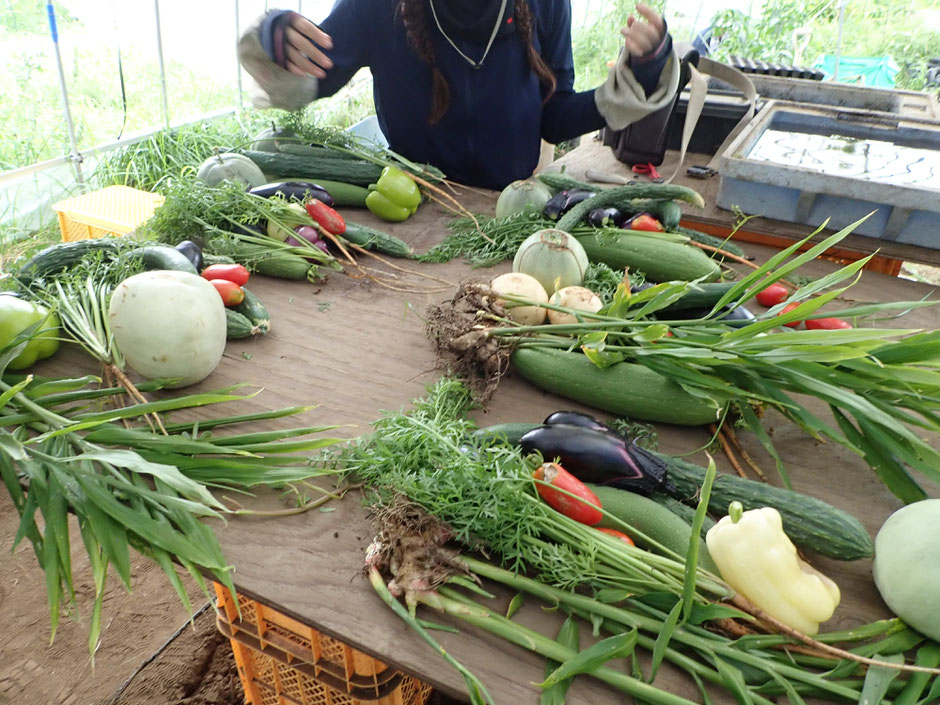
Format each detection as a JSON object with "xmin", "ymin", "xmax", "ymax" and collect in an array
[{"xmin": 397, "ymin": 0, "xmax": 557, "ymax": 124}]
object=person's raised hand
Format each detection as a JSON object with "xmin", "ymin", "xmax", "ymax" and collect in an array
[
  {"xmin": 284, "ymin": 14, "xmax": 334, "ymax": 79},
  {"xmin": 621, "ymin": 3, "xmax": 666, "ymax": 58}
]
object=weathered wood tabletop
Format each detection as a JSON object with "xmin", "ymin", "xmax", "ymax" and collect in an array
[
  {"xmin": 558, "ymin": 139, "xmax": 940, "ymax": 270},
  {"xmin": 40, "ymin": 145, "xmax": 940, "ymax": 703}
]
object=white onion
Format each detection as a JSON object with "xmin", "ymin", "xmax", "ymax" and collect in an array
[{"xmin": 490, "ymin": 272, "xmax": 548, "ymax": 325}]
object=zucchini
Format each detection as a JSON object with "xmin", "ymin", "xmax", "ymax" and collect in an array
[
  {"xmin": 120, "ymin": 245, "xmax": 198, "ymax": 274},
  {"xmin": 469, "ymin": 422, "xmax": 540, "ymax": 447},
  {"xmin": 556, "ymin": 184, "xmax": 705, "ymax": 231},
  {"xmin": 234, "ymin": 287, "xmax": 271, "ymax": 334},
  {"xmin": 588, "ymin": 484, "xmax": 719, "ymax": 573},
  {"xmin": 225, "ymin": 309, "xmax": 258, "ymax": 339},
  {"xmin": 511, "ymin": 348, "xmax": 724, "ymax": 426},
  {"xmin": 657, "ymin": 453, "xmax": 874, "ymax": 560},
  {"xmin": 241, "ymin": 150, "xmax": 383, "ymax": 187},
  {"xmin": 341, "ymin": 221, "xmax": 413, "ymax": 258},
  {"xmin": 280, "ymin": 178, "xmax": 370, "ymax": 207},
  {"xmin": 576, "ymin": 231, "xmax": 721, "ymax": 282},
  {"xmin": 651, "ymin": 493, "xmax": 716, "ymax": 537},
  {"xmin": 644, "ymin": 200, "xmax": 682, "ymax": 231},
  {"xmin": 16, "ymin": 238, "xmax": 121, "ymax": 283}
]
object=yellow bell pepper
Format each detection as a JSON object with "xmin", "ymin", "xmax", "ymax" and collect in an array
[{"xmin": 705, "ymin": 501, "xmax": 840, "ymax": 635}]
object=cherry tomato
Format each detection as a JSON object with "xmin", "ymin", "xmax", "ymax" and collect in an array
[
  {"xmin": 755, "ymin": 283, "xmax": 788, "ymax": 307},
  {"xmin": 305, "ymin": 199, "xmax": 346, "ymax": 235},
  {"xmin": 201, "ymin": 263, "xmax": 249, "ymax": 287},
  {"xmin": 777, "ymin": 302, "xmax": 803, "ymax": 328},
  {"xmin": 626, "ymin": 214, "xmax": 664, "ymax": 232},
  {"xmin": 596, "ymin": 527, "xmax": 635, "ymax": 546},
  {"xmin": 806, "ymin": 317, "xmax": 852, "ymax": 330},
  {"xmin": 209, "ymin": 279, "xmax": 245, "ymax": 307}
]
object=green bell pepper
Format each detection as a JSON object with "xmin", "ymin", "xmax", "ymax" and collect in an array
[
  {"xmin": 365, "ymin": 166, "xmax": 421, "ymax": 222},
  {"xmin": 0, "ymin": 295, "xmax": 60, "ymax": 370}
]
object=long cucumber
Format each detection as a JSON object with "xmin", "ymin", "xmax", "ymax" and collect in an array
[
  {"xmin": 341, "ymin": 221, "xmax": 413, "ymax": 258},
  {"xmin": 511, "ymin": 348, "xmax": 725, "ymax": 427}
]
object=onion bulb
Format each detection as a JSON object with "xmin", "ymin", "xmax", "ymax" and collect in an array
[
  {"xmin": 548, "ymin": 286, "xmax": 603, "ymax": 325},
  {"xmin": 495, "ymin": 179, "xmax": 553, "ymax": 219},
  {"xmin": 512, "ymin": 229, "xmax": 588, "ymax": 295},
  {"xmin": 490, "ymin": 272, "xmax": 548, "ymax": 325}
]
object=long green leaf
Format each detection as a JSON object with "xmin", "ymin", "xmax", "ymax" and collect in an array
[
  {"xmin": 540, "ymin": 630, "xmax": 638, "ymax": 688},
  {"xmin": 859, "ymin": 653, "xmax": 904, "ymax": 705},
  {"xmin": 683, "ymin": 457, "xmax": 716, "ymax": 620},
  {"xmin": 650, "ymin": 599, "xmax": 683, "ymax": 683},
  {"xmin": 540, "ymin": 615, "xmax": 579, "ymax": 705},
  {"xmin": 159, "ymin": 405, "xmax": 317, "ymax": 433}
]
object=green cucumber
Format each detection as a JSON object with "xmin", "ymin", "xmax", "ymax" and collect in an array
[
  {"xmin": 469, "ymin": 422, "xmax": 541, "ymax": 447},
  {"xmin": 251, "ymin": 254, "xmax": 317, "ymax": 281},
  {"xmin": 16, "ymin": 238, "xmax": 122, "ymax": 283},
  {"xmin": 588, "ymin": 484, "xmax": 719, "ymax": 573},
  {"xmin": 536, "ymin": 172, "xmax": 597, "ymax": 193},
  {"xmin": 234, "ymin": 287, "xmax": 271, "ymax": 334},
  {"xmin": 657, "ymin": 453, "xmax": 874, "ymax": 560},
  {"xmin": 121, "ymin": 245, "xmax": 198, "ymax": 274},
  {"xmin": 659, "ymin": 282, "xmax": 739, "ymax": 312},
  {"xmin": 644, "ymin": 200, "xmax": 682, "ymax": 231},
  {"xmin": 576, "ymin": 231, "xmax": 721, "ymax": 282},
  {"xmin": 341, "ymin": 221, "xmax": 413, "ymax": 258},
  {"xmin": 225, "ymin": 309, "xmax": 257, "ymax": 339},
  {"xmin": 241, "ymin": 150, "xmax": 383, "ymax": 187},
  {"xmin": 202, "ymin": 253, "xmax": 237, "ymax": 266},
  {"xmin": 511, "ymin": 348, "xmax": 724, "ymax": 426},
  {"xmin": 556, "ymin": 184, "xmax": 705, "ymax": 231}
]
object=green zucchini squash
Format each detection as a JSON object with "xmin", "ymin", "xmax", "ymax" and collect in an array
[
  {"xmin": 589, "ymin": 484, "xmax": 719, "ymax": 573},
  {"xmin": 16, "ymin": 239, "xmax": 122, "ymax": 283},
  {"xmin": 120, "ymin": 245, "xmax": 198, "ymax": 274},
  {"xmin": 657, "ymin": 453, "xmax": 874, "ymax": 560},
  {"xmin": 225, "ymin": 309, "xmax": 258, "ymax": 339},
  {"xmin": 469, "ymin": 422, "xmax": 541, "ymax": 447},
  {"xmin": 511, "ymin": 348, "xmax": 724, "ymax": 426},
  {"xmin": 576, "ymin": 231, "xmax": 721, "ymax": 282},
  {"xmin": 234, "ymin": 287, "xmax": 271, "ymax": 334},
  {"xmin": 556, "ymin": 184, "xmax": 705, "ymax": 231},
  {"xmin": 341, "ymin": 221, "xmax": 413, "ymax": 258},
  {"xmin": 644, "ymin": 200, "xmax": 683, "ymax": 231}
]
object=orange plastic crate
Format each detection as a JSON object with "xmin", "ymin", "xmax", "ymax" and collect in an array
[
  {"xmin": 214, "ymin": 584, "xmax": 434, "ymax": 705},
  {"xmin": 52, "ymin": 185, "xmax": 165, "ymax": 242}
]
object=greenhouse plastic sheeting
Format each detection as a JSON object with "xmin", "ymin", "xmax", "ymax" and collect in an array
[{"xmin": 813, "ymin": 55, "xmax": 899, "ymax": 88}]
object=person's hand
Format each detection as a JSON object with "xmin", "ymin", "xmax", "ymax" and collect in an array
[
  {"xmin": 284, "ymin": 14, "xmax": 334, "ymax": 79},
  {"xmin": 621, "ymin": 3, "xmax": 666, "ymax": 58}
]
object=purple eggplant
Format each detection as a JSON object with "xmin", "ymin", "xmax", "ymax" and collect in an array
[
  {"xmin": 520, "ymin": 424, "xmax": 676, "ymax": 496},
  {"xmin": 543, "ymin": 410, "xmax": 613, "ymax": 434},
  {"xmin": 249, "ymin": 181, "xmax": 335, "ymax": 207},
  {"xmin": 174, "ymin": 240, "xmax": 203, "ymax": 271},
  {"xmin": 586, "ymin": 207, "xmax": 626, "ymax": 228},
  {"xmin": 543, "ymin": 188, "xmax": 596, "ymax": 220}
]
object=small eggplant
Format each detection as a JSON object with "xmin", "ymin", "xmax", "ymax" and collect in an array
[
  {"xmin": 249, "ymin": 181, "xmax": 335, "ymax": 207},
  {"xmin": 543, "ymin": 410, "xmax": 613, "ymax": 434},
  {"xmin": 543, "ymin": 188, "xmax": 596, "ymax": 220},
  {"xmin": 174, "ymin": 240, "xmax": 203, "ymax": 271},
  {"xmin": 519, "ymin": 424, "xmax": 676, "ymax": 496},
  {"xmin": 586, "ymin": 207, "xmax": 626, "ymax": 228}
]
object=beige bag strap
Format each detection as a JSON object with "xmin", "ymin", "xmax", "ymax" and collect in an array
[{"xmin": 662, "ymin": 56, "xmax": 758, "ymax": 182}]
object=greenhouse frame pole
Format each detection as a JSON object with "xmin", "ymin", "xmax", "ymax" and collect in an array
[
  {"xmin": 235, "ymin": 0, "xmax": 244, "ymax": 114},
  {"xmin": 46, "ymin": 1, "xmax": 84, "ymax": 184},
  {"xmin": 833, "ymin": 0, "xmax": 846, "ymax": 82},
  {"xmin": 153, "ymin": 0, "xmax": 171, "ymax": 128}
]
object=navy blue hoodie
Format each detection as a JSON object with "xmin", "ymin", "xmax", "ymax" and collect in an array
[{"xmin": 261, "ymin": 0, "xmax": 670, "ymax": 190}]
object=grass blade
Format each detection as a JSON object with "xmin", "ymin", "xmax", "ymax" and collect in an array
[
  {"xmin": 859, "ymin": 653, "xmax": 904, "ymax": 705},
  {"xmin": 540, "ymin": 629, "xmax": 637, "ymax": 688}
]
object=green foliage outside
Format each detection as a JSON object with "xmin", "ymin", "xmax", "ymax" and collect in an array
[{"xmin": 0, "ymin": 0, "xmax": 75, "ymax": 34}]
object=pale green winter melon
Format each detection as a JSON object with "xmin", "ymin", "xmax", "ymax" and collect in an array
[{"xmin": 873, "ymin": 498, "xmax": 940, "ymax": 640}]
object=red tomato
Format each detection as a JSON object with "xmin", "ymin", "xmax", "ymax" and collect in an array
[
  {"xmin": 806, "ymin": 317, "xmax": 852, "ymax": 330},
  {"xmin": 209, "ymin": 279, "xmax": 245, "ymax": 307},
  {"xmin": 532, "ymin": 462, "xmax": 604, "ymax": 526},
  {"xmin": 755, "ymin": 283, "xmax": 788, "ymax": 307},
  {"xmin": 201, "ymin": 263, "xmax": 249, "ymax": 287},
  {"xmin": 305, "ymin": 199, "xmax": 346, "ymax": 235},
  {"xmin": 596, "ymin": 527, "xmax": 635, "ymax": 546},
  {"xmin": 778, "ymin": 302, "xmax": 803, "ymax": 328},
  {"xmin": 628, "ymin": 214, "xmax": 664, "ymax": 232}
]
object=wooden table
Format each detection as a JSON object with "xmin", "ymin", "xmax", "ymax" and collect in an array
[
  {"xmin": 556, "ymin": 139, "xmax": 940, "ymax": 274},
  {"xmin": 38, "ymin": 150, "xmax": 940, "ymax": 704}
]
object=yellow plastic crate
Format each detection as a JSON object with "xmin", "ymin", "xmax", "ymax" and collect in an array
[{"xmin": 52, "ymin": 185, "xmax": 165, "ymax": 242}]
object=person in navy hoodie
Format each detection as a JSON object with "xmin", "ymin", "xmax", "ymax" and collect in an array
[{"xmin": 239, "ymin": 1, "xmax": 677, "ymax": 191}]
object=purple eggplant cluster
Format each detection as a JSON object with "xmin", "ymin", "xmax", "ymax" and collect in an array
[
  {"xmin": 520, "ymin": 410, "xmax": 676, "ymax": 496},
  {"xmin": 248, "ymin": 181, "xmax": 334, "ymax": 207}
]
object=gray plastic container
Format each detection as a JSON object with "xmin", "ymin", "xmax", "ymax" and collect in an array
[{"xmin": 716, "ymin": 101, "xmax": 940, "ymax": 248}]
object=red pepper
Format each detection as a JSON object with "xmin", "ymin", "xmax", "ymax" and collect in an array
[
  {"xmin": 596, "ymin": 527, "xmax": 635, "ymax": 546},
  {"xmin": 778, "ymin": 302, "xmax": 803, "ymax": 328},
  {"xmin": 627, "ymin": 214, "xmax": 664, "ymax": 232},
  {"xmin": 201, "ymin": 263, "xmax": 249, "ymax": 287},
  {"xmin": 532, "ymin": 462, "xmax": 604, "ymax": 526},
  {"xmin": 806, "ymin": 317, "xmax": 852, "ymax": 330},
  {"xmin": 209, "ymin": 279, "xmax": 245, "ymax": 307},
  {"xmin": 305, "ymin": 199, "xmax": 346, "ymax": 235},
  {"xmin": 755, "ymin": 283, "xmax": 788, "ymax": 307}
]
